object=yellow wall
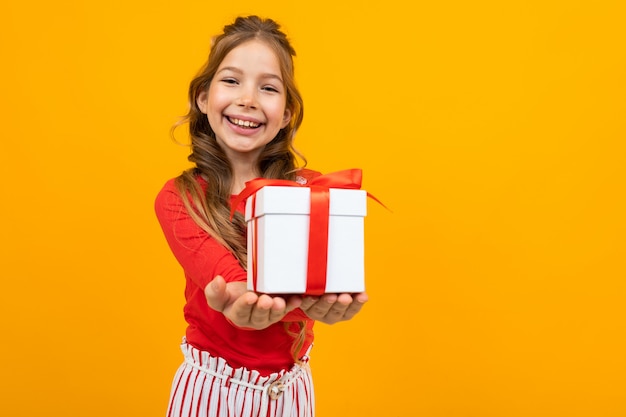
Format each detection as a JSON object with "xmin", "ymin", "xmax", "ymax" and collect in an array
[{"xmin": 1, "ymin": 1, "xmax": 625, "ymax": 416}]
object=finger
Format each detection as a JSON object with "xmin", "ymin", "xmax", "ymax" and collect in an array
[
  {"xmin": 353, "ymin": 292, "xmax": 369, "ymax": 304},
  {"xmin": 323, "ymin": 295, "xmax": 353, "ymax": 321},
  {"xmin": 204, "ymin": 276, "xmax": 228, "ymax": 312},
  {"xmin": 229, "ymin": 291, "xmax": 260, "ymax": 325},
  {"xmin": 268, "ymin": 296, "xmax": 289, "ymax": 323},
  {"xmin": 336, "ymin": 293, "xmax": 354, "ymax": 305},
  {"xmin": 248, "ymin": 294, "xmax": 277, "ymax": 327},
  {"xmin": 305, "ymin": 294, "xmax": 338, "ymax": 318},
  {"xmin": 339, "ymin": 293, "xmax": 368, "ymax": 320},
  {"xmin": 285, "ymin": 295, "xmax": 303, "ymax": 312},
  {"xmin": 299, "ymin": 296, "xmax": 318, "ymax": 310}
]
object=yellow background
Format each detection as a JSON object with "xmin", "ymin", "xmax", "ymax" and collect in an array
[{"xmin": 1, "ymin": 1, "xmax": 625, "ymax": 416}]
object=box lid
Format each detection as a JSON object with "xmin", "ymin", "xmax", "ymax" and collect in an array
[{"xmin": 245, "ymin": 186, "xmax": 367, "ymax": 220}]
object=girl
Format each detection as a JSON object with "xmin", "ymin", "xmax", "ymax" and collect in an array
[{"xmin": 155, "ymin": 15, "xmax": 368, "ymax": 417}]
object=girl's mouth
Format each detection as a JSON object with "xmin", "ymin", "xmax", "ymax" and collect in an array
[{"xmin": 227, "ymin": 117, "xmax": 261, "ymax": 129}]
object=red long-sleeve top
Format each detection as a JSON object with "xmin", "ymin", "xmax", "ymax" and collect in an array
[{"xmin": 154, "ymin": 170, "xmax": 318, "ymax": 375}]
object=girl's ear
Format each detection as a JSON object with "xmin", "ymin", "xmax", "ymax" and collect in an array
[
  {"xmin": 281, "ymin": 108, "xmax": 292, "ymax": 128},
  {"xmin": 197, "ymin": 90, "xmax": 209, "ymax": 114}
]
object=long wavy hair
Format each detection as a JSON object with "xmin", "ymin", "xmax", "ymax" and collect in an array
[{"xmin": 173, "ymin": 15, "xmax": 305, "ymax": 268}]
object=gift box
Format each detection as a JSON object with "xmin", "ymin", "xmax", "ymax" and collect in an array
[{"xmin": 244, "ymin": 185, "xmax": 367, "ymax": 295}]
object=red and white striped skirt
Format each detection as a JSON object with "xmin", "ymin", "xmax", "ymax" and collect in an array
[{"xmin": 166, "ymin": 339, "xmax": 315, "ymax": 417}]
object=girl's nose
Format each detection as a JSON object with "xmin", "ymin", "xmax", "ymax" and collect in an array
[{"xmin": 236, "ymin": 89, "xmax": 257, "ymax": 108}]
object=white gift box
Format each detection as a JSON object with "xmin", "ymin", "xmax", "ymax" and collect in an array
[{"xmin": 245, "ymin": 185, "xmax": 367, "ymax": 294}]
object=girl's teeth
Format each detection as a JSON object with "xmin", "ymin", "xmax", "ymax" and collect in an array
[{"xmin": 230, "ymin": 117, "xmax": 260, "ymax": 128}]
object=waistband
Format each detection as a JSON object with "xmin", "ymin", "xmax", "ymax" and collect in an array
[{"xmin": 179, "ymin": 338, "xmax": 311, "ymax": 412}]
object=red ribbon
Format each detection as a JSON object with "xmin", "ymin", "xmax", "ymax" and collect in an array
[{"xmin": 232, "ymin": 169, "xmax": 382, "ymax": 295}]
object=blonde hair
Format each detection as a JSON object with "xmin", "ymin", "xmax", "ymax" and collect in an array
[{"xmin": 173, "ymin": 15, "xmax": 306, "ymax": 267}]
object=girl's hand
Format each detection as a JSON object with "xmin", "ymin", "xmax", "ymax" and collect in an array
[
  {"xmin": 299, "ymin": 292, "xmax": 368, "ymax": 324},
  {"xmin": 204, "ymin": 276, "xmax": 303, "ymax": 330}
]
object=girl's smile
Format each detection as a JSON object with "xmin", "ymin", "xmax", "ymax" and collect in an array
[{"xmin": 227, "ymin": 116, "xmax": 262, "ymax": 129}]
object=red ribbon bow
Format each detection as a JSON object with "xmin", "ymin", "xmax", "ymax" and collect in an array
[{"xmin": 232, "ymin": 169, "xmax": 382, "ymax": 295}]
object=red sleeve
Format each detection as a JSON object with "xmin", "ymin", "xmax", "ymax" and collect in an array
[{"xmin": 154, "ymin": 179, "xmax": 247, "ymax": 289}]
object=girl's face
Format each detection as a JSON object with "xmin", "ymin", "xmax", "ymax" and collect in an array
[{"xmin": 197, "ymin": 40, "xmax": 292, "ymax": 164}]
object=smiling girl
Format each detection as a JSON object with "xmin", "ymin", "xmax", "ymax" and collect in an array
[{"xmin": 154, "ymin": 15, "xmax": 368, "ymax": 417}]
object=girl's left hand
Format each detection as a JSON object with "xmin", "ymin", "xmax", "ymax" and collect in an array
[
  {"xmin": 299, "ymin": 292, "xmax": 368, "ymax": 324},
  {"xmin": 205, "ymin": 276, "xmax": 303, "ymax": 330}
]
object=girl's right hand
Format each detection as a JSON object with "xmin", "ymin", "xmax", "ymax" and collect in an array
[
  {"xmin": 299, "ymin": 292, "xmax": 368, "ymax": 324},
  {"xmin": 204, "ymin": 276, "xmax": 303, "ymax": 330}
]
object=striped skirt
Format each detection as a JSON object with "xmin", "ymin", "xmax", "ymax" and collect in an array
[{"xmin": 166, "ymin": 339, "xmax": 315, "ymax": 417}]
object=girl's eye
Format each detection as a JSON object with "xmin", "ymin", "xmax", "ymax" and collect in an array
[
  {"xmin": 221, "ymin": 78, "xmax": 238, "ymax": 85},
  {"xmin": 262, "ymin": 86, "xmax": 279, "ymax": 93}
]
